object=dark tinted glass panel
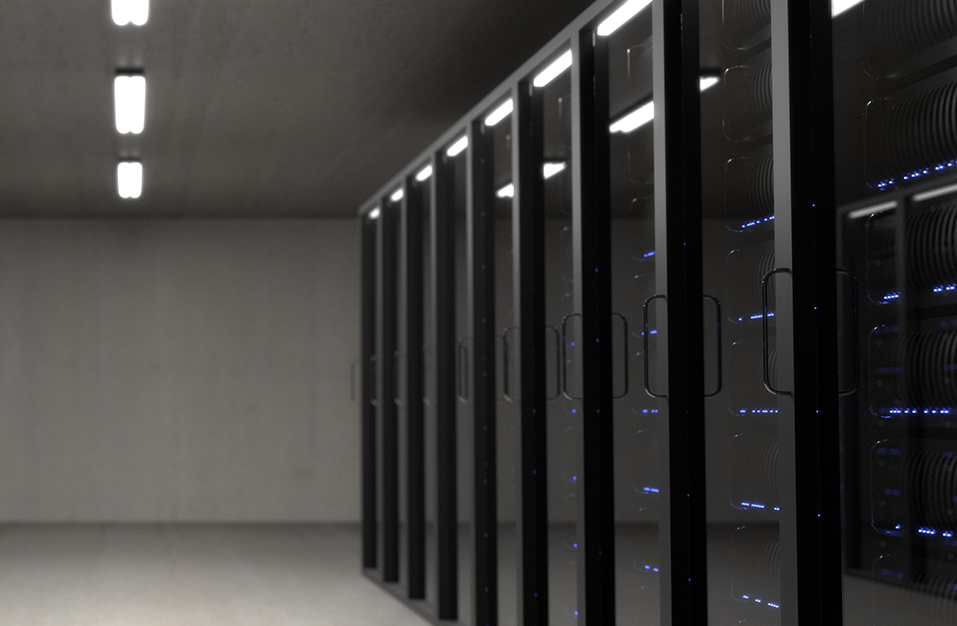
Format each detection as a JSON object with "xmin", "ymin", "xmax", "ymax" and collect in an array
[
  {"xmin": 376, "ymin": 214, "xmax": 386, "ymax": 579},
  {"xmin": 834, "ymin": 1, "xmax": 957, "ymax": 624},
  {"xmin": 424, "ymin": 174, "xmax": 438, "ymax": 608},
  {"xmin": 396, "ymin": 192, "xmax": 409, "ymax": 591},
  {"xmin": 483, "ymin": 98, "xmax": 520, "ymax": 626},
  {"xmin": 450, "ymin": 145, "xmax": 473, "ymax": 626},
  {"xmin": 601, "ymin": 3, "xmax": 662, "ymax": 622},
  {"xmin": 535, "ymin": 51, "xmax": 583, "ymax": 625},
  {"xmin": 701, "ymin": 1, "xmax": 782, "ymax": 623}
]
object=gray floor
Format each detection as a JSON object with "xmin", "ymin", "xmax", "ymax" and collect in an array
[{"xmin": 0, "ymin": 524, "xmax": 426, "ymax": 626}]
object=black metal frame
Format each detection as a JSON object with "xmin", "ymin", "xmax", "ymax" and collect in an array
[
  {"xmin": 433, "ymin": 145, "xmax": 459, "ymax": 622},
  {"xmin": 653, "ymin": 0, "xmax": 709, "ymax": 623},
  {"xmin": 771, "ymin": 1, "xmax": 842, "ymax": 625},
  {"xmin": 469, "ymin": 116, "xmax": 498, "ymax": 626},
  {"xmin": 404, "ymin": 169, "xmax": 427, "ymax": 601},
  {"xmin": 379, "ymin": 191, "xmax": 401, "ymax": 583},
  {"xmin": 515, "ymin": 69, "xmax": 549, "ymax": 626},
  {"xmin": 358, "ymin": 0, "xmax": 846, "ymax": 625},
  {"xmin": 361, "ymin": 214, "xmax": 378, "ymax": 571},
  {"xmin": 572, "ymin": 23, "xmax": 616, "ymax": 625}
]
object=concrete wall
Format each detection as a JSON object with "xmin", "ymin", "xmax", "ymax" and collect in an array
[{"xmin": 0, "ymin": 219, "xmax": 360, "ymax": 522}]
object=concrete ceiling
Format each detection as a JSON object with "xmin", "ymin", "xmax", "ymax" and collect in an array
[{"xmin": 0, "ymin": 0, "xmax": 595, "ymax": 218}]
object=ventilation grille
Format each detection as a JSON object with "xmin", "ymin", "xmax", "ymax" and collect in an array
[
  {"xmin": 866, "ymin": 81, "xmax": 957, "ymax": 188},
  {"xmin": 726, "ymin": 153, "xmax": 774, "ymax": 223},
  {"xmin": 724, "ymin": 55, "xmax": 773, "ymax": 140},
  {"xmin": 864, "ymin": 0, "xmax": 957, "ymax": 76},
  {"xmin": 722, "ymin": 0, "xmax": 771, "ymax": 46}
]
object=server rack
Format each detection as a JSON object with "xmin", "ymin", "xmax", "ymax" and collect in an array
[
  {"xmin": 833, "ymin": 2, "xmax": 957, "ymax": 625},
  {"xmin": 357, "ymin": 0, "xmax": 957, "ymax": 625}
]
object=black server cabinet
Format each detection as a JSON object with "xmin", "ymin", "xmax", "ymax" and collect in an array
[
  {"xmin": 698, "ymin": 2, "xmax": 786, "ymax": 624},
  {"xmin": 469, "ymin": 87, "xmax": 521, "ymax": 626},
  {"xmin": 351, "ymin": 1, "xmax": 957, "ymax": 625},
  {"xmin": 834, "ymin": 1, "xmax": 957, "ymax": 625},
  {"xmin": 361, "ymin": 214, "xmax": 378, "ymax": 572}
]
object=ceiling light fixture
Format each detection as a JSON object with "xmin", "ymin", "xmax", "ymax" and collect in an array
[
  {"xmin": 832, "ymin": 0, "xmax": 864, "ymax": 17},
  {"xmin": 416, "ymin": 165, "xmax": 433, "ymax": 182},
  {"xmin": 115, "ymin": 73, "xmax": 146, "ymax": 134},
  {"xmin": 446, "ymin": 135, "xmax": 469, "ymax": 157},
  {"xmin": 543, "ymin": 162, "xmax": 567, "ymax": 180},
  {"xmin": 533, "ymin": 50, "xmax": 573, "ymax": 88},
  {"xmin": 112, "ymin": 0, "xmax": 149, "ymax": 26},
  {"xmin": 390, "ymin": 188, "xmax": 404, "ymax": 203},
  {"xmin": 610, "ymin": 101, "xmax": 654, "ymax": 134},
  {"xmin": 597, "ymin": 0, "xmax": 653, "ymax": 37},
  {"xmin": 369, "ymin": 207, "xmax": 381, "ymax": 220},
  {"xmin": 485, "ymin": 99, "xmax": 514, "ymax": 127},
  {"xmin": 497, "ymin": 184, "xmax": 515, "ymax": 199},
  {"xmin": 117, "ymin": 161, "xmax": 143, "ymax": 199}
]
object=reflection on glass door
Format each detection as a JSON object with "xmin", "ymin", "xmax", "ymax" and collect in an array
[
  {"xmin": 449, "ymin": 141, "xmax": 473, "ymax": 626},
  {"xmin": 834, "ymin": 1, "xmax": 957, "ymax": 624},
  {"xmin": 482, "ymin": 95, "xmax": 520, "ymax": 626},
  {"xmin": 375, "ymin": 210, "xmax": 386, "ymax": 581},
  {"xmin": 534, "ymin": 49, "xmax": 583, "ymax": 626},
  {"xmin": 422, "ymin": 167, "xmax": 438, "ymax": 609},
  {"xmin": 395, "ymin": 188, "xmax": 409, "ymax": 592},
  {"xmin": 701, "ymin": 1, "xmax": 781, "ymax": 623},
  {"xmin": 601, "ymin": 2, "xmax": 661, "ymax": 622}
]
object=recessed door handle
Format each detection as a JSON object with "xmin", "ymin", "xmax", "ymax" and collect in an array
[
  {"xmin": 561, "ymin": 313, "xmax": 582, "ymax": 401},
  {"xmin": 703, "ymin": 295, "xmax": 723, "ymax": 398},
  {"xmin": 393, "ymin": 350, "xmax": 402, "ymax": 406},
  {"xmin": 762, "ymin": 268, "xmax": 791, "ymax": 396},
  {"xmin": 502, "ymin": 326, "xmax": 519, "ymax": 403},
  {"xmin": 457, "ymin": 339, "xmax": 470, "ymax": 404},
  {"xmin": 643, "ymin": 295, "xmax": 666, "ymax": 399}
]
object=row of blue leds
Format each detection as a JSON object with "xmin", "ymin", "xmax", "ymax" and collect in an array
[
  {"xmin": 874, "ymin": 158, "xmax": 957, "ymax": 190},
  {"xmin": 881, "ymin": 284, "xmax": 957, "ymax": 302}
]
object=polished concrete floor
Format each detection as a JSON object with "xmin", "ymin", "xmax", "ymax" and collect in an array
[{"xmin": 0, "ymin": 524, "xmax": 426, "ymax": 626}]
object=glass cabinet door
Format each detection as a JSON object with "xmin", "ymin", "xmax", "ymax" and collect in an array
[
  {"xmin": 479, "ymin": 95, "xmax": 521, "ymax": 626},
  {"xmin": 393, "ymin": 190, "xmax": 409, "ymax": 593},
  {"xmin": 422, "ymin": 166, "xmax": 439, "ymax": 611},
  {"xmin": 700, "ymin": 1, "xmax": 782, "ymax": 623},
  {"xmin": 833, "ymin": 1, "xmax": 957, "ymax": 625},
  {"xmin": 432, "ymin": 134, "xmax": 473, "ymax": 623},
  {"xmin": 451, "ymin": 140, "xmax": 474, "ymax": 626},
  {"xmin": 532, "ymin": 48, "xmax": 583, "ymax": 626},
  {"xmin": 598, "ymin": 1, "xmax": 662, "ymax": 622},
  {"xmin": 362, "ymin": 213, "xmax": 379, "ymax": 573}
]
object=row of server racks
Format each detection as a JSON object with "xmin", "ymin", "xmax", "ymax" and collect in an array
[{"xmin": 357, "ymin": 0, "xmax": 957, "ymax": 624}]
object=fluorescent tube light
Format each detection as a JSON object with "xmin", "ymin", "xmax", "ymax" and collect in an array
[
  {"xmin": 848, "ymin": 201, "xmax": 897, "ymax": 220},
  {"xmin": 832, "ymin": 0, "xmax": 864, "ymax": 17},
  {"xmin": 369, "ymin": 207, "xmax": 381, "ymax": 220},
  {"xmin": 117, "ymin": 162, "xmax": 143, "ymax": 199},
  {"xmin": 497, "ymin": 184, "xmax": 515, "ymax": 199},
  {"xmin": 112, "ymin": 0, "xmax": 149, "ymax": 26},
  {"xmin": 597, "ymin": 0, "xmax": 653, "ymax": 37},
  {"xmin": 485, "ymin": 99, "xmax": 514, "ymax": 127},
  {"xmin": 533, "ymin": 50, "xmax": 572, "ymax": 88},
  {"xmin": 390, "ymin": 188, "xmax": 404, "ymax": 203},
  {"xmin": 700, "ymin": 76, "xmax": 720, "ymax": 92},
  {"xmin": 543, "ymin": 162, "xmax": 567, "ymax": 180},
  {"xmin": 446, "ymin": 135, "xmax": 468, "ymax": 157},
  {"xmin": 610, "ymin": 101, "xmax": 654, "ymax": 134},
  {"xmin": 416, "ymin": 165, "xmax": 433, "ymax": 182},
  {"xmin": 115, "ymin": 74, "xmax": 146, "ymax": 134}
]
